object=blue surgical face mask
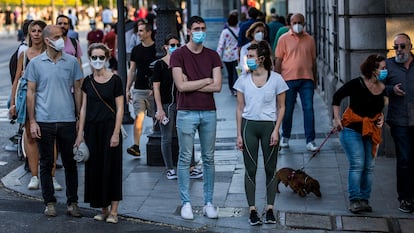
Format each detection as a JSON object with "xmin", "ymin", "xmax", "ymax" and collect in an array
[
  {"xmin": 246, "ymin": 58, "xmax": 258, "ymax": 71},
  {"xmin": 377, "ymin": 69, "xmax": 388, "ymax": 81},
  {"xmin": 168, "ymin": 45, "xmax": 177, "ymax": 54},
  {"xmin": 192, "ymin": 31, "xmax": 206, "ymax": 44}
]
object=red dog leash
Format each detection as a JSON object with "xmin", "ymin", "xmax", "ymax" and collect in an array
[{"xmin": 300, "ymin": 127, "xmax": 337, "ymax": 171}]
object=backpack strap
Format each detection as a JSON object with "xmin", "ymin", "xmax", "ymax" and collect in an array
[{"xmin": 69, "ymin": 37, "xmax": 78, "ymax": 57}]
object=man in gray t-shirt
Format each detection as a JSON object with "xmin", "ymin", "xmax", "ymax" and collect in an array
[{"xmin": 26, "ymin": 25, "xmax": 83, "ymax": 217}]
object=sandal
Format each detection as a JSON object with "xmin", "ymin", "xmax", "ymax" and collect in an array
[
  {"xmin": 106, "ymin": 214, "xmax": 118, "ymax": 224},
  {"xmin": 93, "ymin": 213, "xmax": 109, "ymax": 221}
]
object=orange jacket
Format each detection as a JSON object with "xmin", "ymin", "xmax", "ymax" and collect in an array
[{"xmin": 341, "ymin": 107, "xmax": 382, "ymax": 157}]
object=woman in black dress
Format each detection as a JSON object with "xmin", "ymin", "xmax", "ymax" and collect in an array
[{"xmin": 75, "ymin": 43, "xmax": 124, "ymax": 223}]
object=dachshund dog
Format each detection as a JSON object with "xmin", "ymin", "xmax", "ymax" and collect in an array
[{"xmin": 275, "ymin": 167, "xmax": 321, "ymax": 197}]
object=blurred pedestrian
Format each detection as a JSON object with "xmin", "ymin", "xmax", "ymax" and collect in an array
[
  {"xmin": 217, "ymin": 10, "xmax": 239, "ymax": 96},
  {"xmin": 267, "ymin": 10, "xmax": 284, "ymax": 52},
  {"xmin": 272, "ymin": 13, "xmax": 292, "ymax": 53},
  {"xmin": 102, "ymin": 7, "xmax": 113, "ymax": 28},
  {"xmin": 234, "ymin": 41, "xmax": 287, "ymax": 225},
  {"xmin": 275, "ymin": 13, "xmax": 318, "ymax": 152},
  {"xmin": 75, "ymin": 43, "xmax": 124, "ymax": 224},
  {"xmin": 153, "ymin": 34, "xmax": 180, "ymax": 179},
  {"xmin": 56, "ymin": 15, "xmax": 83, "ymax": 68},
  {"xmin": 87, "ymin": 20, "xmax": 104, "ymax": 46},
  {"xmin": 126, "ymin": 22, "xmax": 156, "ymax": 157},
  {"xmin": 333, "ymin": 54, "xmax": 386, "ymax": 213},
  {"xmin": 238, "ymin": 7, "xmax": 260, "ymax": 48},
  {"xmin": 239, "ymin": 21, "xmax": 267, "ymax": 74},
  {"xmin": 103, "ymin": 23, "xmax": 117, "ymax": 73}
]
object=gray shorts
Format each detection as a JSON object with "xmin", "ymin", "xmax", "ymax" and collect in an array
[{"xmin": 132, "ymin": 89, "xmax": 155, "ymax": 117}]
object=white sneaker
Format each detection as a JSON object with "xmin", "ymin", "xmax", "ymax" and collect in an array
[
  {"xmin": 203, "ymin": 202, "xmax": 219, "ymax": 219},
  {"xmin": 53, "ymin": 177, "xmax": 63, "ymax": 191},
  {"xmin": 280, "ymin": 137, "xmax": 289, "ymax": 148},
  {"xmin": 166, "ymin": 169, "xmax": 177, "ymax": 180},
  {"xmin": 181, "ymin": 203, "xmax": 194, "ymax": 220},
  {"xmin": 190, "ymin": 167, "xmax": 203, "ymax": 179},
  {"xmin": 28, "ymin": 176, "xmax": 39, "ymax": 190},
  {"xmin": 306, "ymin": 141, "xmax": 318, "ymax": 152}
]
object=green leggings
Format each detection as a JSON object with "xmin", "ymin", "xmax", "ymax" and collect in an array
[{"xmin": 241, "ymin": 118, "xmax": 279, "ymax": 207}]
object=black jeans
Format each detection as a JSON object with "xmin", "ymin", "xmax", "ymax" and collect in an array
[
  {"xmin": 390, "ymin": 124, "xmax": 414, "ymax": 201},
  {"xmin": 37, "ymin": 122, "xmax": 78, "ymax": 205},
  {"xmin": 224, "ymin": 60, "xmax": 238, "ymax": 92}
]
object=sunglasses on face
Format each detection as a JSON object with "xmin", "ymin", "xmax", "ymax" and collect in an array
[
  {"xmin": 169, "ymin": 43, "xmax": 180, "ymax": 48},
  {"xmin": 393, "ymin": 44, "xmax": 406, "ymax": 50},
  {"xmin": 91, "ymin": 55, "xmax": 106, "ymax": 61}
]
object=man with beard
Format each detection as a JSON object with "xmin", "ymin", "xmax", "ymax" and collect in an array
[
  {"xmin": 56, "ymin": 15, "xmax": 83, "ymax": 72},
  {"xmin": 385, "ymin": 33, "xmax": 414, "ymax": 213}
]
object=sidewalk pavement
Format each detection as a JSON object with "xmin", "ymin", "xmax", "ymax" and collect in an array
[{"xmin": 2, "ymin": 88, "xmax": 414, "ymax": 232}]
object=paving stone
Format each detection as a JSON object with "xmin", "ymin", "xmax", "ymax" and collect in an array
[
  {"xmin": 341, "ymin": 216, "xmax": 389, "ymax": 232},
  {"xmin": 399, "ymin": 218, "xmax": 414, "ymax": 233},
  {"xmin": 285, "ymin": 213, "xmax": 332, "ymax": 230}
]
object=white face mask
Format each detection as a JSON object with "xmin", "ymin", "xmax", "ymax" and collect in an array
[
  {"xmin": 254, "ymin": 32, "xmax": 264, "ymax": 42},
  {"xmin": 49, "ymin": 37, "xmax": 65, "ymax": 51},
  {"xmin": 90, "ymin": 60, "xmax": 106, "ymax": 70},
  {"xmin": 292, "ymin": 24, "xmax": 304, "ymax": 34}
]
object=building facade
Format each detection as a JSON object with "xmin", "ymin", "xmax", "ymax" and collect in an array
[{"xmin": 289, "ymin": 0, "xmax": 414, "ymax": 156}]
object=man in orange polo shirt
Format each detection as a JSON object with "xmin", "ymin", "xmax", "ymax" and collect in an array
[{"xmin": 274, "ymin": 13, "xmax": 318, "ymax": 152}]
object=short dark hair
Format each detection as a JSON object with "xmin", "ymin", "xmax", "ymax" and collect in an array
[
  {"xmin": 286, "ymin": 13, "xmax": 293, "ymax": 25},
  {"xmin": 360, "ymin": 54, "xmax": 386, "ymax": 79},
  {"xmin": 139, "ymin": 22, "xmax": 153, "ymax": 32},
  {"xmin": 164, "ymin": 34, "xmax": 180, "ymax": 45},
  {"xmin": 187, "ymin": 16, "xmax": 205, "ymax": 29},
  {"xmin": 56, "ymin": 14, "xmax": 70, "ymax": 23},
  {"xmin": 247, "ymin": 7, "xmax": 259, "ymax": 19}
]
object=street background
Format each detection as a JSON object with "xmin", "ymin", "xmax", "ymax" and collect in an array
[{"xmin": 0, "ymin": 24, "xmax": 414, "ymax": 233}]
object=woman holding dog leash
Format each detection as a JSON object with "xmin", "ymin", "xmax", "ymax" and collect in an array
[
  {"xmin": 332, "ymin": 54, "xmax": 387, "ymax": 213},
  {"xmin": 234, "ymin": 41, "xmax": 288, "ymax": 225}
]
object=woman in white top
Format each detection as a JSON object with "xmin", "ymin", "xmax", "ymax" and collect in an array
[{"xmin": 234, "ymin": 41, "xmax": 288, "ymax": 226}]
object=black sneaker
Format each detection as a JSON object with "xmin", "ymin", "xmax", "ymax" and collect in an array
[
  {"xmin": 360, "ymin": 199, "xmax": 372, "ymax": 212},
  {"xmin": 249, "ymin": 210, "xmax": 262, "ymax": 226},
  {"xmin": 349, "ymin": 199, "xmax": 363, "ymax": 213},
  {"xmin": 127, "ymin": 145, "xmax": 140, "ymax": 157},
  {"xmin": 264, "ymin": 209, "xmax": 276, "ymax": 224},
  {"xmin": 398, "ymin": 200, "xmax": 414, "ymax": 213}
]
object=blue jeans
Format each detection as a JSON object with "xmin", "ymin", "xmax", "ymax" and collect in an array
[
  {"xmin": 340, "ymin": 127, "xmax": 376, "ymax": 201},
  {"xmin": 37, "ymin": 122, "xmax": 78, "ymax": 205},
  {"xmin": 176, "ymin": 110, "xmax": 216, "ymax": 205},
  {"xmin": 282, "ymin": 79, "xmax": 315, "ymax": 143},
  {"xmin": 390, "ymin": 124, "xmax": 414, "ymax": 201},
  {"xmin": 159, "ymin": 103, "xmax": 177, "ymax": 169}
]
